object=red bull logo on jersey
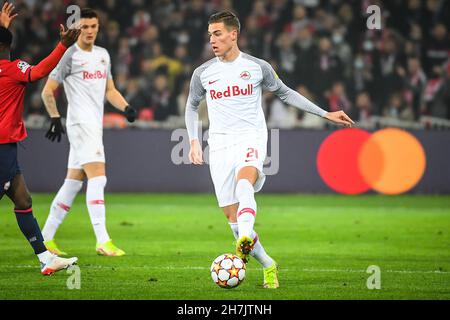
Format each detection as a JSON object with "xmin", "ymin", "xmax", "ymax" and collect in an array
[
  {"xmin": 210, "ymin": 84, "xmax": 253, "ymax": 100},
  {"xmin": 240, "ymin": 71, "xmax": 251, "ymax": 80},
  {"xmin": 83, "ymin": 70, "xmax": 107, "ymax": 80}
]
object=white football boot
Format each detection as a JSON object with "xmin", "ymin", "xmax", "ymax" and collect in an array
[{"xmin": 41, "ymin": 255, "xmax": 78, "ymax": 275}]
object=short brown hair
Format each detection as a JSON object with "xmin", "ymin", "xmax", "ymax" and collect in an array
[
  {"xmin": 208, "ymin": 11, "xmax": 240, "ymax": 33},
  {"xmin": 81, "ymin": 8, "xmax": 98, "ymax": 20}
]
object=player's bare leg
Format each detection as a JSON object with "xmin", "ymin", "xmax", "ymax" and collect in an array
[
  {"xmin": 5, "ymin": 174, "xmax": 77, "ymax": 275},
  {"xmin": 83, "ymin": 162, "xmax": 124, "ymax": 256},
  {"xmin": 223, "ymin": 204, "xmax": 239, "ymax": 223},
  {"xmin": 67, "ymin": 169, "xmax": 87, "ymax": 180},
  {"xmin": 42, "ymin": 168, "xmax": 85, "ymax": 255}
]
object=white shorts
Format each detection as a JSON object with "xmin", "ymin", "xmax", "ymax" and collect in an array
[
  {"xmin": 208, "ymin": 132, "xmax": 267, "ymax": 208},
  {"xmin": 66, "ymin": 124, "xmax": 105, "ymax": 169}
]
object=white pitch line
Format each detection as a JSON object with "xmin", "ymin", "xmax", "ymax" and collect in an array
[
  {"xmin": 300, "ymin": 268, "xmax": 450, "ymax": 274},
  {"xmin": 1, "ymin": 265, "xmax": 449, "ymax": 274}
]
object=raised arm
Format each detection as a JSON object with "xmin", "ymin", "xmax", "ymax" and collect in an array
[
  {"xmin": 260, "ymin": 60, "xmax": 354, "ymax": 127},
  {"xmin": 185, "ymin": 67, "xmax": 206, "ymax": 165},
  {"xmin": 0, "ymin": 2, "xmax": 18, "ymax": 29},
  {"xmin": 29, "ymin": 25, "xmax": 80, "ymax": 82}
]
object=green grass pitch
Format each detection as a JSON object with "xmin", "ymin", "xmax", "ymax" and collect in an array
[{"xmin": 1, "ymin": 194, "xmax": 449, "ymax": 300}]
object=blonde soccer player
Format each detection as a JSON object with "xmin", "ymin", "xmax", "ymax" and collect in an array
[{"xmin": 185, "ymin": 11, "xmax": 354, "ymax": 288}]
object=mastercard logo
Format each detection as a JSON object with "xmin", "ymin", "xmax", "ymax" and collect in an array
[{"xmin": 316, "ymin": 128, "xmax": 426, "ymax": 195}]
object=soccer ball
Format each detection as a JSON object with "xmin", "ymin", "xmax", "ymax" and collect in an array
[{"xmin": 210, "ymin": 253, "xmax": 246, "ymax": 289}]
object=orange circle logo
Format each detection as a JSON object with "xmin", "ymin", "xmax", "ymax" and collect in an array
[{"xmin": 317, "ymin": 128, "xmax": 426, "ymax": 195}]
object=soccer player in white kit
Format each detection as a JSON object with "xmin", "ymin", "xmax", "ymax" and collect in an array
[
  {"xmin": 185, "ymin": 11, "xmax": 354, "ymax": 288},
  {"xmin": 40, "ymin": 8, "xmax": 137, "ymax": 257}
]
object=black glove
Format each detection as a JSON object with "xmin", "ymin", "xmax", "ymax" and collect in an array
[
  {"xmin": 124, "ymin": 106, "xmax": 137, "ymax": 123},
  {"xmin": 45, "ymin": 117, "xmax": 65, "ymax": 142}
]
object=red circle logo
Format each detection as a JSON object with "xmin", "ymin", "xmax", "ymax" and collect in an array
[{"xmin": 317, "ymin": 128, "xmax": 426, "ymax": 195}]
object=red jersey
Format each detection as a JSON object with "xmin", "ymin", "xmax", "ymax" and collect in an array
[{"xmin": 0, "ymin": 59, "xmax": 33, "ymax": 144}]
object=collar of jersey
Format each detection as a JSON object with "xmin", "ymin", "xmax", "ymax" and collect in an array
[
  {"xmin": 75, "ymin": 42, "xmax": 94, "ymax": 53},
  {"xmin": 216, "ymin": 51, "xmax": 242, "ymax": 65}
]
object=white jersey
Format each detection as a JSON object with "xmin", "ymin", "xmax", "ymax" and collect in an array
[
  {"xmin": 196, "ymin": 52, "xmax": 268, "ymax": 135},
  {"xmin": 185, "ymin": 51, "xmax": 327, "ymax": 143},
  {"xmin": 50, "ymin": 43, "xmax": 112, "ymax": 128}
]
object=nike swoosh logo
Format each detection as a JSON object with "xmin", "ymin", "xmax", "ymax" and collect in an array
[{"xmin": 209, "ymin": 79, "xmax": 220, "ymax": 85}]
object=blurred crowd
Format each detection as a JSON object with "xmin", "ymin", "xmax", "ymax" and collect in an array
[{"xmin": 8, "ymin": 0, "xmax": 450, "ymax": 129}]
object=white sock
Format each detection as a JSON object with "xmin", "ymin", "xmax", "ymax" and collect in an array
[
  {"xmin": 86, "ymin": 176, "xmax": 110, "ymax": 244},
  {"xmin": 235, "ymin": 179, "xmax": 257, "ymax": 238},
  {"xmin": 42, "ymin": 179, "xmax": 83, "ymax": 241},
  {"xmin": 37, "ymin": 250, "xmax": 54, "ymax": 265},
  {"xmin": 229, "ymin": 222, "xmax": 274, "ymax": 268}
]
